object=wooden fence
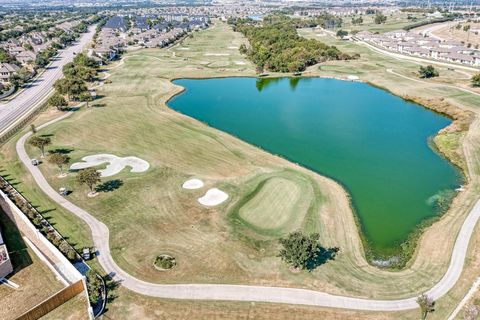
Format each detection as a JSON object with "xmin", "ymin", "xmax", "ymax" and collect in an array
[{"xmin": 16, "ymin": 279, "xmax": 88, "ymax": 320}]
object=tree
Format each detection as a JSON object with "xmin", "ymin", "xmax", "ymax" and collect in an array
[
  {"xmin": 0, "ymin": 48, "xmax": 17, "ymax": 64},
  {"xmin": 419, "ymin": 65, "xmax": 439, "ymax": 78},
  {"xmin": 54, "ymin": 77, "xmax": 88, "ymax": 100},
  {"xmin": 77, "ymin": 168, "xmax": 101, "ymax": 194},
  {"xmin": 417, "ymin": 294, "xmax": 435, "ymax": 320},
  {"xmin": 47, "ymin": 153, "xmax": 70, "ymax": 174},
  {"xmin": 471, "ymin": 73, "xmax": 480, "ymax": 87},
  {"xmin": 374, "ymin": 13, "xmax": 387, "ymax": 24},
  {"xmin": 23, "ymin": 43, "xmax": 33, "ymax": 51},
  {"xmin": 336, "ymin": 30, "xmax": 348, "ymax": 39},
  {"xmin": 48, "ymin": 93, "xmax": 67, "ymax": 111},
  {"xmin": 79, "ymin": 91, "xmax": 93, "ymax": 107},
  {"xmin": 86, "ymin": 269, "xmax": 102, "ymax": 304},
  {"xmin": 9, "ymin": 67, "xmax": 30, "ymax": 87},
  {"xmin": 351, "ymin": 16, "xmax": 363, "ymax": 25},
  {"xmin": 278, "ymin": 232, "xmax": 338, "ymax": 271},
  {"xmin": 230, "ymin": 15, "xmax": 353, "ymax": 73},
  {"xmin": 30, "ymin": 124, "xmax": 36, "ymax": 135},
  {"xmin": 28, "ymin": 136, "xmax": 51, "ymax": 157}
]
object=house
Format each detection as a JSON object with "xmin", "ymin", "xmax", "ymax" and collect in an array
[
  {"xmin": 474, "ymin": 55, "xmax": 480, "ymax": 67},
  {"xmin": 0, "ymin": 228, "xmax": 13, "ymax": 278},
  {"xmin": 446, "ymin": 53, "xmax": 475, "ymax": 65},
  {"xmin": 15, "ymin": 50, "xmax": 36, "ymax": 65},
  {"xmin": 0, "ymin": 63, "xmax": 20, "ymax": 83},
  {"xmin": 385, "ymin": 29, "xmax": 407, "ymax": 39}
]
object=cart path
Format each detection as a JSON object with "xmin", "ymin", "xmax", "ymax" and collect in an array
[{"xmin": 16, "ymin": 111, "xmax": 480, "ymax": 311}]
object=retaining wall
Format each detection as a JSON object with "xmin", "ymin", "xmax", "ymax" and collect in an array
[{"xmin": 0, "ymin": 189, "xmax": 82, "ymax": 284}]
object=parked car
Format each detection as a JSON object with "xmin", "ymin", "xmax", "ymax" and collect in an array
[{"xmin": 82, "ymin": 248, "xmax": 91, "ymax": 260}]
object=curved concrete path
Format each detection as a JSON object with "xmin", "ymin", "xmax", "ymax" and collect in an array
[
  {"xmin": 17, "ymin": 111, "xmax": 480, "ymax": 311},
  {"xmin": 386, "ymin": 69, "xmax": 480, "ymax": 97}
]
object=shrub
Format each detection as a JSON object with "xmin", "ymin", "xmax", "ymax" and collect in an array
[
  {"xmin": 419, "ymin": 65, "xmax": 439, "ymax": 78},
  {"xmin": 154, "ymin": 255, "xmax": 176, "ymax": 270}
]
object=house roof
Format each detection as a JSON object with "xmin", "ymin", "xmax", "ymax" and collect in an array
[{"xmin": 0, "ymin": 63, "xmax": 20, "ymax": 73}]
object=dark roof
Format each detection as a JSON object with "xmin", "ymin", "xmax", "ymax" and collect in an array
[{"xmin": 105, "ymin": 16, "xmax": 126, "ymax": 30}]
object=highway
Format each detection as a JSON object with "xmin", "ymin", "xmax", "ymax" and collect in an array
[{"xmin": 0, "ymin": 26, "xmax": 96, "ymax": 135}]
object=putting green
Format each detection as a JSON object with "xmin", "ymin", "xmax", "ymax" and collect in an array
[
  {"xmin": 239, "ymin": 177, "xmax": 301, "ymax": 229},
  {"xmin": 230, "ymin": 171, "xmax": 317, "ymax": 238}
]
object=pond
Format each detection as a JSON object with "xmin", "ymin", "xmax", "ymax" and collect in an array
[{"xmin": 168, "ymin": 77, "xmax": 462, "ymax": 259}]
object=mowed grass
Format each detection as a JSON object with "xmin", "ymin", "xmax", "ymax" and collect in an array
[
  {"xmin": 2, "ymin": 20, "xmax": 480, "ymax": 319},
  {"xmin": 231, "ymin": 170, "xmax": 321, "ymax": 239},
  {"xmin": 239, "ymin": 177, "xmax": 302, "ymax": 230}
]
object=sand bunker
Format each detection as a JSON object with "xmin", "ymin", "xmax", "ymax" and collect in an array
[
  {"xmin": 204, "ymin": 53, "xmax": 230, "ymax": 56},
  {"xmin": 228, "ymin": 46, "xmax": 239, "ymax": 49},
  {"xmin": 177, "ymin": 47, "xmax": 190, "ymax": 50},
  {"xmin": 70, "ymin": 154, "xmax": 149, "ymax": 177},
  {"xmin": 198, "ymin": 188, "xmax": 229, "ymax": 206},
  {"xmin": 347, "ymin": 75, "xmax": 359, "ymax": 80},
  {"xmin": 182, "ymin": 179, "xmax": 204, "ymax": 190},
  {"xmin": 234, "ymin": 61, "xmax": 246, "ymax": 65}
]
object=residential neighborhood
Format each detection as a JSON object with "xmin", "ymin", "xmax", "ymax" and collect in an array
[
  {"xmin": 91, "ymin": 14, "xmax": 209, "ymax": 61},
  {"xmin": 354, "ymin": 28, "xmax": 480, "ymax": 66},
  {"xmin": 0, "ymin": 14, "xmax": 92, "ymax": 95}
]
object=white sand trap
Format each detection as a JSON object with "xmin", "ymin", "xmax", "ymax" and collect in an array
[
  {"xmin": 177, "ymin": 47, "xmax": 190, "ymax": 50},
  {"xmin": 70, "ymin": 154, "xmax": 149, "ymax": 177},
  {"xmin": 198, "ymin": 188, "xmax": 229, "ymax": 206},
  {"xmin": 182, "ymin": 179, "xmax": 204, "ymax": 190},
  {"xmin": 204, "ymin": 53, "xmax": 230, "ymax": 56},
  {"xmin": 234, "ymin": 61, "xmax": 246, "ymax": 65},
  {"xmin": 228, "ymin": 46, "xmax": 239, "ymax": 49},
  {"xmin": 347, "ymin": 75, "xmax": 359, "ymax": 80}
]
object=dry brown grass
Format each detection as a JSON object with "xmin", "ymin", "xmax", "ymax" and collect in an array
[
  {"xmin": 0, "ymin": 249, "xmax": 64, "ymax": 320},
  {"xmin": 1, "ymin": 21, "xmax": 480, "ymax": 319},
  {"xmin": 434, "ymin": 22, "xmax": 480, "ymax": 48},
  {"xmin": 40, "ymin": 293, "xmax": 90, "ymax": 320}
]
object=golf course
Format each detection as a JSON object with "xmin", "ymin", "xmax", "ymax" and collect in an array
[{"xmin": 2, "ymin": 21, "xmax": 480, "ymax": 319}]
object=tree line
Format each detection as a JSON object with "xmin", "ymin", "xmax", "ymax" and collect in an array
[
  {"xmin": 230, "ymin": 15, "xmax": 358, "ymax": 73},
  {"xmin": 51, "ymin": 52, "xmax": 97, "ymax": 109}
]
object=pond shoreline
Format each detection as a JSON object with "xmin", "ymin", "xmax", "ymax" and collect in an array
[{"xmin": 166, "ymin": 75, "xmax": 466, "ymax": 269}]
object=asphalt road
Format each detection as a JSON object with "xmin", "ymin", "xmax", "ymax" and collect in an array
[
  {"xmin": 0, "ymin": 26, "xmax": 96, "ymax": 135},
  {"xmin": 15, "ymin": 111, "xmax": 480, "ymax": 312}
]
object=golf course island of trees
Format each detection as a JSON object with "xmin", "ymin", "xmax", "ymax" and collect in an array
[{"xmin": 230, "ymin": 14, "xmax": 358, "ymax": 73}]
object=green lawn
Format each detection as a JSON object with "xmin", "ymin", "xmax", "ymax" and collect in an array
[
  {"xmin": 1, "ymin": 20, "xmax": 480, "ymax": 320},
  {"xmin": 230, "ymin": 170, "xmax": 322, "ymax": 239}
]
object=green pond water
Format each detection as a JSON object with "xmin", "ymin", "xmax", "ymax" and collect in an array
[{"xmin": 169, "ymin": 77, "xmax": 462, "ymax": 258}]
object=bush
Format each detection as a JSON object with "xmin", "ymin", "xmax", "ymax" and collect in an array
[
  {"xmin": 472, "ymin": 73, "xmax": 480, "ymax": 87},
  {"xmin": 419, "ymin": 65, "xmax": 439, "ymax": 78},
  {"xmin": 86, "ymin": 270, "xmax": 102, "ymax": 304},
  {"xmin": 67, "ymin": 249, "xmax": 77, "ymax": 261},
  {"xmin": 154, "ymin": 255, "xmax": 176, "ymax": 270}
]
